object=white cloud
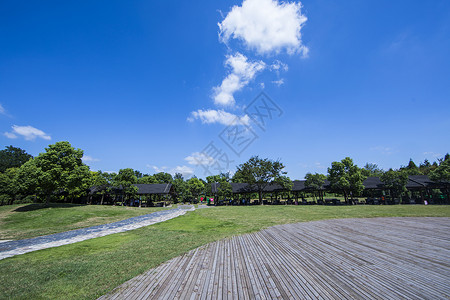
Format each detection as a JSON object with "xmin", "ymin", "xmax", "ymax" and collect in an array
[
  {"xmin": 188, "ymin": 109, "xmax": 250, "ymax": 126},
  {"xmin": 171, "ymin": 165, "xmax": 194, "ymax": 178},
  {"xmin": 271, "ymin": 60, "xmax": 288, "ymax": 72},
  {"xmin": 0, "ymin": 104, "xmax": 5, "ymax": 115},
  {"xmin": 4, "ymin": 125, "xmax": 51, "ymax": 141},
  {"xmin": 272, "ymin": 79, "xmax": 284, "ymax": 86},
  {"xmin": 4, "ymin": 132, "xmax": 17, "ymax": 139},
  {"xmin": 370, "ymin": 146, "xmax": 394, "ymax": 155},
  {"xmin": 213, "ymin": 53, "xmax": 265, "ymax": 106},
  {"xmin": 219, "ymin": 0, "xmax": 308, "ymax": 56},
  {"xmin": 82, "ymin": 155, "xmax": 100, "ymax": 163},
  {"xmin": 423, "ymin": 151, "xmax": 442, "ymax": 158},
  {"xmin": 185, "ymin": 152, "xmax": 215, "ymax": 166},
  {"xmin": 146, "ymin": 165, "xmax": 168, "ymax": 173}
]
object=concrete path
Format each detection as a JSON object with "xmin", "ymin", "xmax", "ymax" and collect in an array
[
  {"xmin": 0, "ymin": 206, "xmax": 196, "ymax": 260},
  {"xmin": 100, "ymin": 217, "xmax": 450, "ymax": 300}
]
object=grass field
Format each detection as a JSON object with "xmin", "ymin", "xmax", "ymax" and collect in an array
[
  {"xmin": 0, "ymin": 205, "xmax": 449, "ymax": 299},
  {"xmin": 0, "ymin": 203, "xmax": 169, "ymax": 240}
]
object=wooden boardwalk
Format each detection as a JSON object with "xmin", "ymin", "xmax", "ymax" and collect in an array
[{"xmin": 100, "ymin": 217, "xmax": 450, "ymax": 299}]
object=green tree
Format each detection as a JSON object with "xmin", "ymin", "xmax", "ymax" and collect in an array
[
  {"xmin": 15, "ymin": 159, "xmax": 42, "ymax": 201},
  {"xmin": 172, "ymin": 173, "xmax": 190, "ymax": 203},
  {"xmin": 154, "ymin": 172, "xmax": 173, "ymax": 184},
  {"xmin": 206, "ymin": 173, "xmax": 233, "ymax": 202},
  {"xmin": 361, "ymin": 163, "xmax": 384, "ymax": 177},
  {"xmin": 327, "ymin": 157, "xmax": 366, "ymax": 204},
  {"xmin": 429, "ymin": 156, "xmax": 450, "ymax": 202},
  {"xmin": 137, "ymin": 175, "xmax": 157, "ymax": 184},
  {"xmin": 235, "ymin": 156, "xmax": 287, "ymax": 205},
  {"xmin": 381, "ymin": 169, "xmax": 409, "ymax": 201},
  {"xmin": 0, "ymin": 168, "xmax": 19, "ymax": 205},
  {"xmin": 33, "ymin": 141, "xmax": 90, "ymax": 203},
  {"xmin": 305, "ymin": 173, "xmax": 326, "ymax": 201},
  {"xmin": 0, "ymin": 145, "xmax": 33, "ymax": 172},
  {"xmin": 114, "ymin": 168, "xmax": 138, "ymax": 205},
  {"xmin": 187, "ymin": 177, "xmax": 205, "ymax": 202},
  {"xmin": 401, "ymin": 159, "xmax": 422, "ymax": 175}
]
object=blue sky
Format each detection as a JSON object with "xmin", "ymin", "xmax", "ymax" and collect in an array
[{"xmin": 1, "ymin": 0, "xmax": 449, "ymax": 179}]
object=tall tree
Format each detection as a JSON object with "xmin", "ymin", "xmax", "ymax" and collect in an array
[
  {"xmin": 381, "ymin": 169, "xmax": 409, "ymax": 201},
  {"xmin": 114, "ymin": 168, "xmax": 138, "ymax": 205},
  {"xmin": 401, "ymin": 159, "xmax": 422, "ymax": 175},
  {"xmin": 305, "ymin": 173, "xmax": 326, "ymax": 201},
  {"xmin": 154, "ymin": 172, "xmax": 173, "ymax": 184},
  {"xmin": 361, "ymin": 163, "xmax": 384, "ymax": 177},
  {"xmin": 0, "ymin": 146, "xmax": 33, "ymax": 172},
  {"xmin": 33, "ymin": 141, "xmax": 90, "ymax": 203},
  {"xmin": 235, "ymin": 156, "xmax": 287, "ymax": 205},
  {"xmin": 327, "ymin": 157, "xmax": 366, "ymax": 204},
  {"xmin": 187, "ymin": 177, "xmax": 205, "ymax": 202},
  {"xmin": 429, "ymin": 156, "xmax": 450, "ymax": 202},
  {"xmin": 206, "ymin": 173, "xmax": 233, "ymax": 201}
]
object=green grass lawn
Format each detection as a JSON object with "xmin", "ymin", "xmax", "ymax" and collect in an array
[
  {"xmin": 0, "ymin": 203, "xmax": 169, "ymax": 240},
  {"xmin": 0, "ymin": 205, "xmax": 449, "ymax": 299}
]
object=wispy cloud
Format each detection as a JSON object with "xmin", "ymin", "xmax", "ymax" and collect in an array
[
  {"xmin": 272, "ymin": 79, "xmax": 284, "ymax": 86},
  {"xmin": 370, "ymin": 146, "xmax": 395, "ymax": 155},
  {"xmin": 146, "ymin": 165, "xmax": 168, "ymax": 173},
  {"xmin": 0, "ymin": 104, "xmax": 5, "ymax": 115},
  {"xmin": 188, "ymin": 109, "xmax": 250, "ymax": 126},
  {"xmin": 4, "ymin": 125, "xmax": 51, "ymax": 141},
  {"xmin": 82, "ymin": 155, "xmax": 100, "ymax": 163},
  {"xmin": 423, "ymin": 151, "xmax": 442, "ymax": 158},
  {"xmin": 219, "ymin": 0, "xmax": 308, "ymax": 56},
  {"xmin": 213, "ymin": 53, "xmax": 265, "ymax": 106}
]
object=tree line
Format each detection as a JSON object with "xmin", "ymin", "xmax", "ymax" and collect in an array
[{"xmin": 0, "ymin": 141, "xmax": 449, "ymax": 205}]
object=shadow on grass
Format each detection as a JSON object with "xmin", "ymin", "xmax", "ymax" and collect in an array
[{"xmin": 14, "ymin": 203, "xmax": 86, "ymax": 212}]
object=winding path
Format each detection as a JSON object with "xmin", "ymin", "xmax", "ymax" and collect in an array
[
  {"xmin": 100, "ymin": 217, "xmax": 450, "ymax": 299},
  {"xmin": 0, "ymin": 206, "xmax": 196, "ymax": 260}
]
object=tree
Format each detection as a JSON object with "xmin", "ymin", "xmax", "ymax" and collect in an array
[
  {"xmin": 327, "ymin": 157, "xmax": 366, "ymax": 204},
  {"xmin": 429, "ymin": 156, "xmax": 450, "ymax": 202},
  {"xmin": 361, "ymin": 163, "xmax": 384, "ymax": 177},
  {"xmin": 137, "ymin": 175, "xmax": 157, "ymax": 184},
  {"xmin": 187, "ymin": 177, "xmax": 205, "ymax": 202},
  {"xmin": 33, "ymin": 141, "xmax": 90, "ymax": 203},
  {"xmin": 0, "ymin": 146, "xmax": 33, "ymax": 172},
  {"xmin": 235, "ymin": 156, "xmax": 287, "ymax": 205},
  {"xmin": 0, "ymin": 168, "xmax": 18, "ymax": 205},
  {"xmin": 15, "ymin": 159, "xmax": 42, "ymax": 201},
  {"xmin": 172, "ymin": 174, "xmax": 190, "ymax": 203},
  {"xmin": 381, "ymin": 169, "xmax": 409, "ymax": 201},
  {"xmin": 206, "ymin": 173, "xmax": 233, "ymax": 202},
  {"xmin": 114, "ymin": 168, "xmax": 138, "ymax": 205},
  {"xmin": 305, "ymin": 173, "xmax": 326, "ymax": 201},
  {"xmin": 154, "ymin": 172, "xmax": 173, "ymax": 184},
  {"xmin": 400, "ymin": 159, "xmax": 422, "ymax": 175}
]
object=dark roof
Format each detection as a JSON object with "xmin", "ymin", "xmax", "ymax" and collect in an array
[
  {"xmin": 363, "ymin": 177, "xmax": 384, "ymax": 189},
  {"xmin": 133, "ymin": 184, "xmax": 172, "ymax": 195}
]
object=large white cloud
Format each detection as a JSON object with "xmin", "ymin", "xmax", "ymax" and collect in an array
[
  {"xmin": 213, "ymin": 52, "xmax": 265, "ymax": 106},
  {"xmin": 219, "ymin": 0, "xmax": 308, "ymax": 56},
  {"xmin": 171, "ymin": 165, "xmax": 194, "ymax": 178},
  {"xmin": 185, "ymin": 152, "xmax": 215, "ymax": 166},
  {"xmin": 4, "ymin": 125, "xmax": 51, "ymax": 141},
  {"xmin": 188, "ymin": 109, "xmax": 250, "ymax": 126}
]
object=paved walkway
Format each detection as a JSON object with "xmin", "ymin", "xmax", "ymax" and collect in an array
[
  {"xmin": 100, "ymin": 217, "xmax": 450, "ymax": 300},
  {"xmin": 0, "ymin": 206, "xmax": 196, "ymax": 260}
]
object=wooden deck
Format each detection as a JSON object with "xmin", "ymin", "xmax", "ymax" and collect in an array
[{"xmin": 100, "ymin": 217, "xmax": 450, "ymax": 299}]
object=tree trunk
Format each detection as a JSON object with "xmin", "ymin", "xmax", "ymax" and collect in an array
[{"xmin": 259, "ymin": 191, "xmax": 263, "ymax": 205}]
